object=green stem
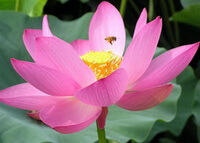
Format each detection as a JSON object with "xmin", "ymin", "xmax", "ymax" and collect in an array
[
  {"xmin": 159, "ymin": 0, "xmax": 175, "ymax": 47},
  {"xmin": 168, "ymin": 0, "xmax": 179, "ymax": 46},
  {"xmin": 96, "ymin": 122, "xmax": 107, "ymax": 143},
  {"xmin": 148, "ymin": 0, "xmax": 154, "ymax": 21},
  {"xmin": 120, "ymin": 0, "xmax": 128, "ymax": 17},
  {"xmin": 15, "ymin": 0, "xmax": 20, "ymax": 11},
  {"xmin": 128, "ymin": 0, "xmax": 140, "ymax": 15}
]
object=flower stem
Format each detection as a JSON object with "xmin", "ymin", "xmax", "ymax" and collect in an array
[
  {"xmin": 96, "ymin": 123, "xmax": 107, "ymax": 143},
  {"xmin": 96, "ymin": 107, "xmax": 108, "ymax": 143},
  {"xmin": 15, "ymin": 0, "xmax": 20, "ymax": 11},
  {"xmin": 159, "ymin": 0, "xmax": 175, "ymax": 47},
  {"xmin": 168, "ymin": 0, "xmax": 179, "ymax": 46},
  {"xmin": 148, "ymin": 0, "xmax": 154, "ymax": 21},
  {"xmin": 120, "ymin": 0, "xmax": 128, "ymax": 17}
]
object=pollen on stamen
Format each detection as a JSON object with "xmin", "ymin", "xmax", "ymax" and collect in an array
[{"xmin": 80, "ymin": 51, "xmax": 122, "ymax": 80}]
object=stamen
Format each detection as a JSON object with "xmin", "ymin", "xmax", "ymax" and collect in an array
[{"xmin": 81, "ymin": 51, "xmax": 122, "ymax": 80}]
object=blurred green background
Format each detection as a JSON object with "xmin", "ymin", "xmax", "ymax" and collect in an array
[{"xmin": 0, "ymin": 0, "xmax": 199, "ymax": 143}]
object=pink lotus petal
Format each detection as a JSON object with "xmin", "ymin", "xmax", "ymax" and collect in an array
[
  {"xmin": 75, "ymin": 68, "xmax": 128, "ymax": 106},
  {"xmin": 39, "ymin": 97, "xmax": 102, "ymax": 128},
  {"xmin": 54, "ymin": 111, "xmax": 101, "ymax": 134},
  {"xmin": 133, "ymin": 42, "xmax": 199, "ymax": 90},
  {"xmin": 23, "ymin": 29, "xmax": 42, "ymax": 59},
  {"xmin": 42, "ymin": 15, "xmax": 53, "ymax": 37},
  {"xmin": 116, "ymin": 84, "xmax": 174, "ymax": 111},
  {"xmin": 89, "ymin": 1, "xmax": 125, "ymax": 56},
  {"xmin": 27, "ymin": 112, "xmax": 40, "ymax": 120},
  {"xmin": 54, "ymin": 112, "xmax": 101, "ymax": 134},
  {"xmin": 0, "ymin": 83, "xmax": 64, "ymax": 110},
  {"xmin": 0, "ymin": 83, "xmax": 47, "ymax": 98},
  {"xmin": 23, "ymin": 15, "xmax": 53, "ymax": 59},
  {"xmin": 11, "ymin": 59, "xmax": 80, "ymax": 96},
  {"xmin": 34, "ymin": 37, "xmax": 96, "ymax": 87},
  {"xmin": 133, "ymin": 8, "xmax": 147, "ymax": 38},
  {"xmin": 71, "ymin": 39, "xmax": 91, "ymax": 56},
  {"xmin": 121, "ymin": 17, "xmax": 162, "ymax": 84}
]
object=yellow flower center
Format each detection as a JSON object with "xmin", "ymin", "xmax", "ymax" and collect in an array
[{"xmin": 81, "ymin": 51, "xmax": 122, "ymax": 80}]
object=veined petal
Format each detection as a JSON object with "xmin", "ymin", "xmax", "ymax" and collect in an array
[
  {"xmin": 133, "ymin": 8, "xmax": 147, "ymax": 38},
  {"xmin": 75, "ymin": 68, "xmax": 128, "ymax": 106},
  {"xmin": 133, "ymin": 42, "xmax": 199, "ymax": 90},
  {"xmin": 11, "ymin": 59, "xmax": 80, "ymax": 96},
  {"xmin": 121, "ymin": 17, "xmax": 162, "ymax": 84},
  {"xmin": 42, "ymin": 15, "xmax": 53, "ymax": 37},
  {"xmin": 39, "ymin": 97, "xmax": 102, "ymax": 128},
  {"xmin": 89, "ymin": 1, "xmax": 126, "ymax": 56},
  {"xmin": 116, "ymin": 84, "xmax": 173, "ymax": 111},
  {"xmin": 53, "ymin": 112, "xmax": 101, "ymax": 134},
  {"xmin": 71, "ymin": 39, "xmax": 91, "ymax": 56},
  {"xmin": 34, "ymin": 37, "xmax": 96, "ymax": 87},
  {"xmin": 0, "ymin": 83, "xmax": 47, "ymax": 98},
  {"xmin": 23, "ymin": 29, "xmax": 42, "ymax": 59},
  {"xmin": 0, "ymin": 83, "xmax": 64, "ymax": 110},
  {"xmin": 23, "ymin": 15, "xmax": 53, "ymax": 60}
]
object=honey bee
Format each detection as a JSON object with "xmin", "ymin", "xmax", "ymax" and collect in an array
[{"xmin": 105, "ymin": 36, "xmax": 117, "ymax": 45}]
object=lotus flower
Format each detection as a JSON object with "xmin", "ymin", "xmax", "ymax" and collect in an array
[{"xmin": 0, "ymin": 1, "xmax": 199, "ymax": 134}]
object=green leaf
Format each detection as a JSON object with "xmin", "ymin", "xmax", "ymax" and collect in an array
[
  {"xmin": 107, "ymin": 84, "xmax": 180, "ymax": 143},
  {"xmin": 193, "ymin": 80, "xmax": 200, "ymax": 142},
  {"xmin": 172, "ymin": 3, "xmax": 200, "ymax": 28},
  {"xmin": 154, "ymin": 47, "xmax": 167, "ymax": 58},
  {"xmin": 0, "ymin": 0, "xmax": 47, "ymax": 17},
  {"xmin": 21, "ymin": 0, "xmax": 47, "ymax": 17},
  {"xmin": 145, "ymin": 66, "xmax": 197, "ymax": 142},
  {"xmin": 0, "ymin": 11, "xmax": 181, "ymax": 143},
  {"xmin": 180, "ymin": 0, "xmax": 200, "ymax": 8},
  {"xmin": 0, "ymin": 0, "xmax": 16, "ymax": 10}
]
